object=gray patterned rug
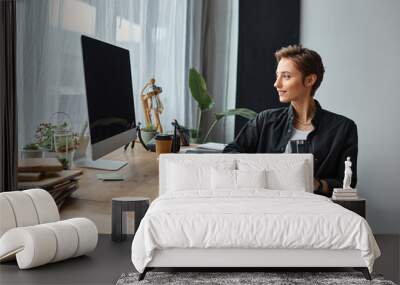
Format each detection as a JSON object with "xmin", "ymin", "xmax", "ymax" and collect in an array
[{"xmin": 116, "ymin": 271, "xmax": 396, "ymax": 285}]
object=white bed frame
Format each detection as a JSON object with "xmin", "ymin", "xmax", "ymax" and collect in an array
[
  {"xmin": 139, "ymin": 154, "xmax": 371, "ymax": 280},
  {"xmin": 148, "ymin": 248, "xmax": 365, "ymax": 268}
]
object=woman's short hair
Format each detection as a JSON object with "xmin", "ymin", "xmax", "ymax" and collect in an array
[{"xmin": 275, "ymin": 45, "xmax": 325, "ymax": 97}]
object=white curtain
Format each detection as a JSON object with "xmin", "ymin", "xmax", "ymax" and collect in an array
[
  {"xmin": 186, "ymin": 0, "xmax": 239, "ymax": 143},
  {"xmin": 201, "ymin": 0, "xmax": 239, "ymax": 143},
  {"xmin": 16, "ymin": 0, "xmax": 238, "ymax": 150}
]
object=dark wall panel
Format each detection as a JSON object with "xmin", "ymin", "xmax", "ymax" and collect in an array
[{"xmin": 235, "ymin": 0, "xmax": 300, "ymax": 135}]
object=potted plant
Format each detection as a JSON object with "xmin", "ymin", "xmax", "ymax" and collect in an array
[
  {"xmin": 188, "ymin": 68, "xmax": 257, "ymax": 143},
  {"xmin": 53, "ymin": 128, "xmax": 79, "ymax": 169},
  {"xmin": 34, "ymin": 121, "xmax": 79, "ymax": 169},
  {"xmin": 35, "ymin": 122, "xmax": 59, "ymax": 152},
  {"xmin": 202, "ymin": 108, "xmax": 257, "ymax": 143},
  {"xmin": 21, "ymin": 143, "xmax": 44, "ymax": 159},
  {"xmin": 189, "ymin": 129, "xmax": 201, "ymax": 144},
  {"xmin": 140, "ymin": 123, "xmax": 157, "ymax": 144}
]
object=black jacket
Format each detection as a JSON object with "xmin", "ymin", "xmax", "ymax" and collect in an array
[{"xmin": 223, "ymin": 100, "xmax": 358, "ymax": 196}]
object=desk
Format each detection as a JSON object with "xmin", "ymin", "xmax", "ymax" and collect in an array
[
  {"xmin": 60, "ymin": 145, "xmax": 159, "ymax": 234},
  {"xmin": 73, "ymin": 145, "xmax": 159, "ymax": 203},
  {"xmin": 60, "ymin": 144, "xmax": 210, "ymax": 233}
]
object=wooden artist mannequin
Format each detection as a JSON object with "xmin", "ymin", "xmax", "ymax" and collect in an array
[{"xmin": 140, "ymin": 78, "xmax": 164, "ymax": 133}]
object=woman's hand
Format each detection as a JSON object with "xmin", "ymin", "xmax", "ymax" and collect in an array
[
  {"xmin": 313, "ymin": 178, "xmax": 321, "ymax": 191},
  {"xmin": 313, "ymin": 178, "xmax": 329, "ymax": 195}
]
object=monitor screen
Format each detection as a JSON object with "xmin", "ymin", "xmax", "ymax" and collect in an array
[{"xmin": 81, "ymin": 35, "xmax": 136, "ymax": 146}]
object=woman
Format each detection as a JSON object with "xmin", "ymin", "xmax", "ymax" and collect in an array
[{"xmin": 223, "ymin": 45, "xmax": 358, "ymax": 197}]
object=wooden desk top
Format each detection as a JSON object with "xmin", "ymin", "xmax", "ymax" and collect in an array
[{"xmin": 72, "ymin": 145, "xmax": 159, "ymax": 203}]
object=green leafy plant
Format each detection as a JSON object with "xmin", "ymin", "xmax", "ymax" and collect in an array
[
  {"xmin": 189, "ymin": 128, "xmax": 201, "ymax": 142},
  {"xmin": 35, "ymin": 122, "xmax": 58, "ymax": 151},
  {"xmin": 23, "ymin": 143, "xmax": 41, "ymax": 150},
  {"xmin": 35, "ymin": 122, "xmax": 79, "ymax": 152},
  {"xmin": 202, "ymin": 108, "xmax": 257, "ymax": 143},
  {"xmin": 57, "ymin": 157, "xmax": 69, "ymax": 170},
  {"xmin": 54, "ymin": 137, "xmax": 79, "ymax": 153},
  {"xmin": 188, "ymin": 68, "xmax": 257, "ymax": 143},
  {"xmin": 189, "ymin": 68, "xmax": 214, "ymax": 140}
]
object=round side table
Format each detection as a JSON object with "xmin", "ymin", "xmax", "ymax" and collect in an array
[{"xmin": 111, "ymin": 197, "xmax": 150, "ymax": 242}]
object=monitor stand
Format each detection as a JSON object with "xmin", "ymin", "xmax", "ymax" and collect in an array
[
  {"xmin": 74, "ymin": 158, "xmax": 127, "ymax": 171},
  {"xmin": 72, "ymin": 122, "xmax": 128, "ymax": 171}
]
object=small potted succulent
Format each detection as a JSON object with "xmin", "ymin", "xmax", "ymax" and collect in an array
[
  {"xmin": 21, "ymin": 143, "xmax": 44, "ymax": 159},
  {"xmin": 140, "ymin": 123, "xmax": 157, "ymax": 144}
]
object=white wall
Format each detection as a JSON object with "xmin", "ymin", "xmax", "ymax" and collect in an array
[{"xmin": 301, "ymin": 0, "xmax": 400, "ymax": 233}]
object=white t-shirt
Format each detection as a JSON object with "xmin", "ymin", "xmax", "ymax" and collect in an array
[{"xmin": 285, "ymin": 127, "xmax": 312, "ymax": 153}]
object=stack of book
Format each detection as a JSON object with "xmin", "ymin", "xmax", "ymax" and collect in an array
[
  {"xmin": 46, "ymin": 177, "xmax": 80, "ymax": 209},
  {"xmin": 18, "ymin": 158, "xmax": 83, "ymax": 209},
  {"xmin": 332, "ymin": 188, "xmax": 359, "ymax": 200}
]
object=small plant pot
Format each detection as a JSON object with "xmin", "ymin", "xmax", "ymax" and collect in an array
[
  {"xmin": 189, "ymin": 129, "xmax": 201, "ymax": 144},
  {"xmin": 20, "ymin": 149, "xmax": 43, "ymax": 159},
  {"xmin": 57, "ymin": 150, "xmax": 74, "ymax": 170},
  {"xmin": 189, "ymin": 137, "xmax": 202, "ymax": 144},
  {"xmin": 140, "ymin": 130, "xmax": 156, "ymax": 144}
]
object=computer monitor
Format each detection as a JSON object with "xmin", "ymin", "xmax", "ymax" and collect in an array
[{"xmin": 76, "ymin": 35, "xmax": 136, "ymax": 170}]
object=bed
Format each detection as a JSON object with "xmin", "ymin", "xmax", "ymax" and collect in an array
[{"xmin": 131, "ymin": 154, "xmax": 380, "ymax": 280}]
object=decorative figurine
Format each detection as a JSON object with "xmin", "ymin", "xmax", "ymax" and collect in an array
[
  {"xmin": 343, "ymin": 157, "xmax": 353, "ymax": 189},
  {"xmin": 140, "ymin": 78, "xmax": 164, "ymax": 133}
]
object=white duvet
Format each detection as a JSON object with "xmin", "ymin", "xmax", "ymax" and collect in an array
[{"xmin": 131, "ymin": 190, "xmax": 380, "ymax": 273}]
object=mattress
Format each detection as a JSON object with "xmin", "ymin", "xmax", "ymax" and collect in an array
[{"xmin": 131, "ymin": 190, "xmax": 380, "ymax": 273}]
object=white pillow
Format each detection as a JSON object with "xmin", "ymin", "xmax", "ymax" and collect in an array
[
  {"xmin": 211, "ymin": 169, "xmax": 267, "ymax": 190},
  {"xmin": 238, "ymin": 159, "xmax": 310, "ymax": 192},
  {"xmin": 266, "ymin": 161, "xmax": 308, "ymax": 191},
  {"xmin": 167, "ymin": 160, "xmax": 235, "ymax": 191},
  {"xmin": 211, "ymin": 168, "xmax": 236, "ymax": 190},
  {"xmin": 237, "ymin": 169, "xmax": 267, "ymax": 188}
]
